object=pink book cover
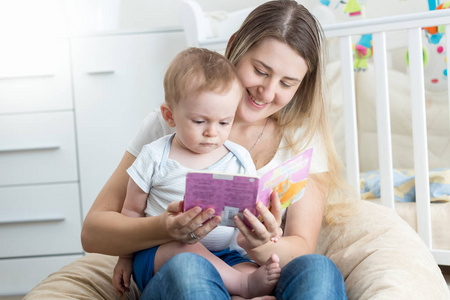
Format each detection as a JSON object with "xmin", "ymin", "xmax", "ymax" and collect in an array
[{"xmin": 183, "ymin": 148, "xmax": 313, "ymax": 227}]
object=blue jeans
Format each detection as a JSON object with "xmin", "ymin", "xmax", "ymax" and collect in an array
[{"xmin": 140, "ymin": 253, "xmax": 347, "ymax": 299}]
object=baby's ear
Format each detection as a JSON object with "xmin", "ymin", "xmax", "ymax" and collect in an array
[{"xmin": 160, "ymin": 104, "xmax": 176, "ymax": 127}]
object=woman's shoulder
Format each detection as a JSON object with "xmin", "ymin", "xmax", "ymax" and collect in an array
[
  {"xmin": 142, "ymin": 133, "xmax": 173, "ymax": 151},
  {"xmin": 127, "ymin": 108, "xmax": 175, "ymax": 157},
  {"xmin": 224, "ymin": 140, "xmax": 256, "ymax": 175},
  {"xmin": 290, "ymin": 127, "xmax": 328, "ymax": 174},
  {"xmin": 257, "ymin": 127, "xmax": 328, "ymax": 175}
]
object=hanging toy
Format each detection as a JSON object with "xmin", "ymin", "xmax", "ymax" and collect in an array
[
  {"xmin": 413, "ymin": 0, "xmax": 449, "ymax": 91},
  {"xmin": 423, "ymin": 34, "xmax": 448, "ymax": 92},
  {"xmin": 354, "ymin": 34, "xmax": 373, "ymax": 71},
  {"xmin": 405, "ymin": 30, "xmax": 447, "ymax": 92},
  {"xmin": 424, "ymin": 0, "xmax": 450, "ymax": 44},
  {"xmin": 344, "ymin": 0, "xmax": 362, "ymax": 16}
]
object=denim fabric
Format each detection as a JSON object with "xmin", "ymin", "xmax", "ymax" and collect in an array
[
  {"xmin": 140, "ymin": 253, "xmax": 347, "ymax": 300},
  {"xmin": 275, "ymin": 254, "xmax": 347, "ymax": 300},
  {"xmin": 133, "ymin": 247, "xmax": 252, "ymax": 292},
  {"xmin": 141, "ymin": 253, "xmax": 229, "ymax": 300}
]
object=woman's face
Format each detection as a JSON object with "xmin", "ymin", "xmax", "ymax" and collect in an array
[{"xmin": 235, "ymin": 38, "xmax": 308, "ymax": 123}]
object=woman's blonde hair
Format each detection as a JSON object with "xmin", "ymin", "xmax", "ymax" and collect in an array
[
  {"xmin": 226, "ymin": 0, "xmax": 358, "ymax": 224},
  {"xmin": 164, "ymin": 47, "xmax": 242, "ymax": 108}
]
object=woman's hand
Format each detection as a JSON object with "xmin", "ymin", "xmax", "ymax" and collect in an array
[
  {"xmin": 233, "ymin": 192, "xmax": 283, "ymax": 250},
  {"xmin": 161, "ymin": 201, "xmax": 222, "ymax": 244}
]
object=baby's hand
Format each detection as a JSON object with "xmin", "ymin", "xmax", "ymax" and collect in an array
[{"xmin": 112, "ymin": 256, "xmax": 133, "ymax": 297}]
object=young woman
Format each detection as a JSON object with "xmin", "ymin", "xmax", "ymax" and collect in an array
[{"xmin": 84, "ymin": 0, "xmax": 356, "ymax": 298}]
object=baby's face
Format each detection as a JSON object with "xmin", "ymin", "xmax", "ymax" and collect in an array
[{"xmin": 172, "ymin": 80, "xmax": 242, "ymax": 154}]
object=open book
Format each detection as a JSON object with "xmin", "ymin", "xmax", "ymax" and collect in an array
[{"xmin": 183, "ymin": 148, "xmax": 314, "ymax": 227}]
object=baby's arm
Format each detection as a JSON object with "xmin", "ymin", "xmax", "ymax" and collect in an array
[
  {"xmin": 112, "ymin": 178, "xmax": 148, "ymax": 295},
  {"xmin": 121, "ymin": 178, "xmax": 148, "ymax": 218}
]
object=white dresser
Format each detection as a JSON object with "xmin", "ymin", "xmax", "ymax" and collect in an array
[{"xmin": 0, "ymin": 30, "xmax": 186, "ymax": 295}]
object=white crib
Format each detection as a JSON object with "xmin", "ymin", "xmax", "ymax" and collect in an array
[
  {"xmin": 323, "ymin": 9, "xmax": 450, "ymax": 266},
  {"xmin": 180, "ymin": 1, "xmax": 450, "ymax": 266}
]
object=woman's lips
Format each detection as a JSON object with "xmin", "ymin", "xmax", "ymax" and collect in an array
[{"xmin": 247, "ymin": 90, "xmax": 267, "ymax": 108}]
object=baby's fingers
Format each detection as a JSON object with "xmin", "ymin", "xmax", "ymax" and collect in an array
[{"xmin": 123, "ymin": 273, "xmax": 131, "ymax": 289}]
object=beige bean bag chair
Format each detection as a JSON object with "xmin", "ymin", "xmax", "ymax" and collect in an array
[{"xmin": 24, "ymin": 200, "xmax": 450, "ymax": 299}]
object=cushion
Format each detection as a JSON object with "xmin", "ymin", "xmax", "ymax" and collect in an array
[
  {"xmin": 316, "ymin": 200, "xmax": 450, "ymax": 299},
  {"xmin": 23, "ymin": 253, "xmax": 140, "ymax": 300},
  {"xmin": 25, "ymin": 201, "xmax": 450, "ymax": 299}
]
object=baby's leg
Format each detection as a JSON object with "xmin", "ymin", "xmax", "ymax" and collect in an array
[{"xmin": 155, "ymin": 243, "xmax": 280, "ymax": 298}]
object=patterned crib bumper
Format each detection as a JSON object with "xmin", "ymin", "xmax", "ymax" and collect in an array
[{"xmin": 360, "ymin": 168, "xmax": 450, "ymax": 202}]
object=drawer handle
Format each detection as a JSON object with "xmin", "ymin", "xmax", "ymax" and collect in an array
[
  {"xmin": 0, "ymin": 144, "xmax": 60, "ymax": 153},
  {"xmin": 0, "ymin": 73, "xmax": 55, "ymax": 80},
  {"xmin": 0, "ymin": 216, "xmax": 66, "ymax": 225},
  {"xmin": 86, "ymin": 70, "xmax": 115, "ymax": 75}
]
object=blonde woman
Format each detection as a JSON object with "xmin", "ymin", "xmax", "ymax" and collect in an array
[{"xmin": 82, "ymin": 0, "xmax": 355, "ymax": 298}]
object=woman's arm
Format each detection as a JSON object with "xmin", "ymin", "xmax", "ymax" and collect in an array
[
  {"xmin": 81, "ymin": 151, "xmax": 163, "ymax": 255},
  {"xmin": 81, "ymin": 151, "xmax": 221, "ymax": 256},
  {"xmin": 234, "ymin": 173, "xmax": 326, "ymax": 267}
]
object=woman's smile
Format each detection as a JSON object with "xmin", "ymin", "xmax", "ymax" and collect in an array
[{"xmin": 247, "ymin": 90, "xmax": 267, "ymax": 108}]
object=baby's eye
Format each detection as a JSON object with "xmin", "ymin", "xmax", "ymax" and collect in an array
[
  {"xmin": 192, "ymin": 120, "xmax": 204, "ymax": 124},
  {"xmin": 219, "ymin": 122, "xmax": 230, "ymax": 126}
]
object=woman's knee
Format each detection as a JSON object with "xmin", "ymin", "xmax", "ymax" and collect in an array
[
  {"xmin": 163, "ymin": 252, "xmax": 215, "ymax": 279},
  {"xmin": 276, "ymin": 254, "xmax": 347, "ymax": 299},
  {"xmin": 143, "ymin": 253, "xmax": 229, "ymax": 300}
]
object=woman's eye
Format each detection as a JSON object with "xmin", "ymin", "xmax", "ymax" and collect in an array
[
  {"xmin": 255, "ymin": 68, "xmax": 267, "ymax": 76},
  {"xmin": 281, "ymin": 81, "xmax": 292, "ymax": 88}
]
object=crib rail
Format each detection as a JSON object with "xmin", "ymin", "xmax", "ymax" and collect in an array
[{"xmin": 322, "ymin": 9, "xmax": 450, "ymax": 265}]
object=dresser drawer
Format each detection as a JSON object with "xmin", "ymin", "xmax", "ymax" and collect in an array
[
  {"xmin": 0, "ymin": 111, "xmax": 78, "ymax": 186},
  {"xmin": 0, "ymin": 183, "xmax": 83, "ymax": 258},
  {"xmin": 0, "ymin": 38, "xmax": 73, "ymax": 114},
  {"xmin": 0, "ymin": 254, "xmax": 83, "ymax": 296}
]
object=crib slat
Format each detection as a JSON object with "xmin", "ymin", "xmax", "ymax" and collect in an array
[
  {"xmin": 339, "ymin": 36, "xmax": 360, "ymax": 193},
  {"xmin": 372, "ymin": 32, "xmax": 395, "ymax": 209},
  {"xmin": 323, "ymin": 9, "xmax": 450, "ymax": 38},
  {"xmin": 407, "ymin": 28, "xmax": 432, "ymax": 248},
  {"xmin": 432, "ymin": 250, "xmax": 450, "ymax": 265},
  {"xmin": 447, "ymin": 25, "xmax": 450, "ymax": 133}
]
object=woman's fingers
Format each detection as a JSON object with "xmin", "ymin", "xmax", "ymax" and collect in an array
[
  {"xmin": 180, "ymin": 207, "xmax": 218, "ymax": 233},
  {"xmin": 269, "ymin": 191, "xmax": 283, "ymax": 225},
  {"xmin": 233, "ymin": 192, "xmax": 283, "ymax": 249},
  {"xmin": 234, "ymin": 210, "xmax": 272, "ymax": 248},
  {"xmin": 255, "ymin": 193, "xmax": 282, "ymax": 235},
  {"xmin": 244, "ymin": 208, "xmax": 271, "ymax": 239},
  {"xmin": 165, "ymin": 201, "xmax": 220, "ymax": 242}
]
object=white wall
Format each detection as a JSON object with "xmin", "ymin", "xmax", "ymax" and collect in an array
[
  {"xmin": 118, "ymin": 0, "xmax": 264, "ymax": 30},
  {"xmin": 116, "ymin": 0, "xmax": 430, "ymax": 31},
  {"xmin": 0, "ymin": 0, "xmax": 431, "ymax": 36}
]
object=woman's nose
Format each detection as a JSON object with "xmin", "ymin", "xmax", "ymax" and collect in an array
[{"xmin": 257, "ymin": 79, "xmax": 276, "ymax": 102}]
